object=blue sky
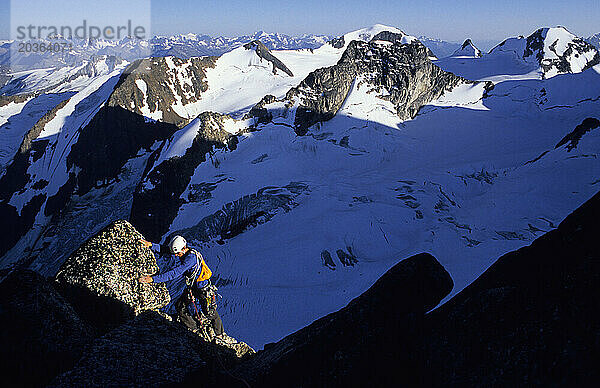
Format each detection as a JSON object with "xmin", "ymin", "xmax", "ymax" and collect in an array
[{"xmin": 1, "ymin": 0, "xmax": 599, "ymax": 42}]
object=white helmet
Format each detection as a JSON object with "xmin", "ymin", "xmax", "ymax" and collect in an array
[{"xmin": 169, "ymin": 235, "xmax": 187, "ymax": 254}]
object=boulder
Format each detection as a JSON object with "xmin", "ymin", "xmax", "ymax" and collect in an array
[
  {"xmin": 55, "ymin": 219, "xmax": 170, "ymax": 331},
  {"xmin": 0, "ymin": 270, "xmax": 93, "ymax": 387}
]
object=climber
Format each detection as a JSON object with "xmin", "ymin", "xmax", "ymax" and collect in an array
[{"xmin": 138, "ymin": 235, "xmax": 224, "ymax": 337}]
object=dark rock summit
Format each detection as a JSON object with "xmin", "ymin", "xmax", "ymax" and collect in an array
[
  {"xmin": 452, "ymin": 39, "xmax": 482, "ymax": 57},
  {"xmin": 285, "ymin": 39, "xmax": 465, "ymax": 135},
  {"xmin": 55, "ymin": 219, "xmax": 170, "ymax": 331}
]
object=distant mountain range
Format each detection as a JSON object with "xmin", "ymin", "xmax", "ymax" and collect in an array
[
  {"xmin": 586, "ymin": 33, "xmax": 600, "ymax": 49},
  {"xmin": 0, "ymin": 29, "xmax": 511, "ymax": 75}
]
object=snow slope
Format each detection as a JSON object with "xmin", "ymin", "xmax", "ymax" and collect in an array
[{"xmin": 152, "ymin": 62, "xmax": 600, "ymax": 348}]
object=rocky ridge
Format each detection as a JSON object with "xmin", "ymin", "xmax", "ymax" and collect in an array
[
  {"xmin": 0, "ymin": 219, "xmax": 253, "ymax": 386},
  {"xmin": 243, "ymin": 40, "xmax": 294, "ymax": 76}
]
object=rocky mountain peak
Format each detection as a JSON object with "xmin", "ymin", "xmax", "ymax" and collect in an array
[
  {"xmin": 55, "ymin": 220, "xmax": 170, "ymax": 329},
  {"xmin": 243, "ymin": 40, "xmax": 294, "ymax": 76},
  {"xmin": 327, "ymin": 24, "xmax": 414, "ymax": 50},
  {"xmin": 585, "ymin": 32, "xmax": 600, "ymax": 49},
  {"xmin": 107, "ymin": 55, "xmax": 218, "ymax": 127},
  {"xmin": 452, "ymin": 38, "xmax": 482, "ymax": 57},
  {"xmin": 284, "ymin": 38, "xmax": 465, "ymax": 134}
]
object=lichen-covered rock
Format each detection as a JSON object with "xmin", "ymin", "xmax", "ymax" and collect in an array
[
  {"xmin": 0, "ymin": 269, "xmax": 93, "ymax": 387},
  {"xmin": 55, "ymin": 220, "xmax": 170, "ymax": 327}
]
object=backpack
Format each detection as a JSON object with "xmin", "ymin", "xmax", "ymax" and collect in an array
[{"xmin": 187, "ymin": 249, "xmax": 212, "ymax": 285}]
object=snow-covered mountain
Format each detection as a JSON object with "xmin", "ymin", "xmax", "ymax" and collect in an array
[
  {"xmin": 0, "ymin": 31, "xmax": 332, "ymax": 74},
  {"xmin": 585, "ymin": 33, "xmax": 600, "ymax": 49},
  {"xmin": 418, "ymin": 36, "xmax": 462, "ymax": 58},
  {"xmin": 1, "ymin": 24, "xmax": 599, "ymax": 351},
  {"xmin": 452, "ymin": 39, "xmax": 482, "ymax": 58},
  {"xmin": 488, "ymin": 27, "xmax": 599, "ymax": 78},
  {"xmin": 0, "ymin": 55, "xmax": 126, "ymax": 96}
]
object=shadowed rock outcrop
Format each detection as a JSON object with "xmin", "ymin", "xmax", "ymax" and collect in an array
[
  {"xmin": 0, "ymin": 270, "xmax": 93, "ymax": 387},
  {"xmin": 555, "ymin": 117, "xmax": 600, "ymax": 151},
  {"xmin": 49, "ymin": 312, "xmax": 247, "ymax": 388},
  {"xmin": 423, "ymin": 190, "xmax": 600, "ymax": 387},
  {"xmin": 55, "ymin": 220, "xmax": 170, "ymax": 332},
  {"xmin": 231, "ymin": 253, "xmax": 453, "ymax": 387}
]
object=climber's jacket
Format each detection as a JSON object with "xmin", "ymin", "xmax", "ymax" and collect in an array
[{"xmin": 150, "ymin": 243, "xmax": 209, "ymax": 288}]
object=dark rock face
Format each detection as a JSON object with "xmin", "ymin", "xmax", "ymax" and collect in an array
[
  {"xmin": 0, "ymin": 96, "xmax": 72, "ymax": 257},
  {"xmin": 286, "ymin": 40, "xmax": 465, "ymax": 135},
  {"xmin": 0, "ymin": 270, "xmax": 93, "ymax": 387},
  {"xmin": 371, "ymin": 31, "xmax": 437, "ymax": 59},
  {"xmin": 555, "ymin": 117, "xmax": 600, "ymax": 151},
  {"xmin": 0, "ymin": 191, "xmax": 46, "ymax": 259},
  {"xmin": 49, "ymin": 312, "xmax": 222, "ymax": 387},
  {"xmin": 243, "ymin": 40, "xmax": 294, "ymax": 76},
  {"xmin": 67, "ymin": 105, "xmax": 178, "ymax": 195},
  {"xmin": 0, "ymin": 92, "xmax": 35, "ymax": 106},
  {"xmin": 453, "ymin": 39, "xmax": 482, "ymax": 57},
  {"xmin": 461, "ymin": 38, "xmax": 474, "ymax": 50},
  {"xmin": 55, "ymin": 220, "xmax": 170, "ymax": 331},
  {"xmin": 130, "ymin": 112, "xmax": 239, "ymax": 241},
  {"xmin": 328, "ymin": 35, "xmax": 345, "ymax": 49},
  {"xmin": 423, "ymin": 190, "xmax": 600, "ymax": 387},
  {"xmin": 244, "ymin": 94, "xmax": 277, "ymax": 125},
  {"xmin": 232, "ymin": 253, "xmax": 453, "ymax": 387}
]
